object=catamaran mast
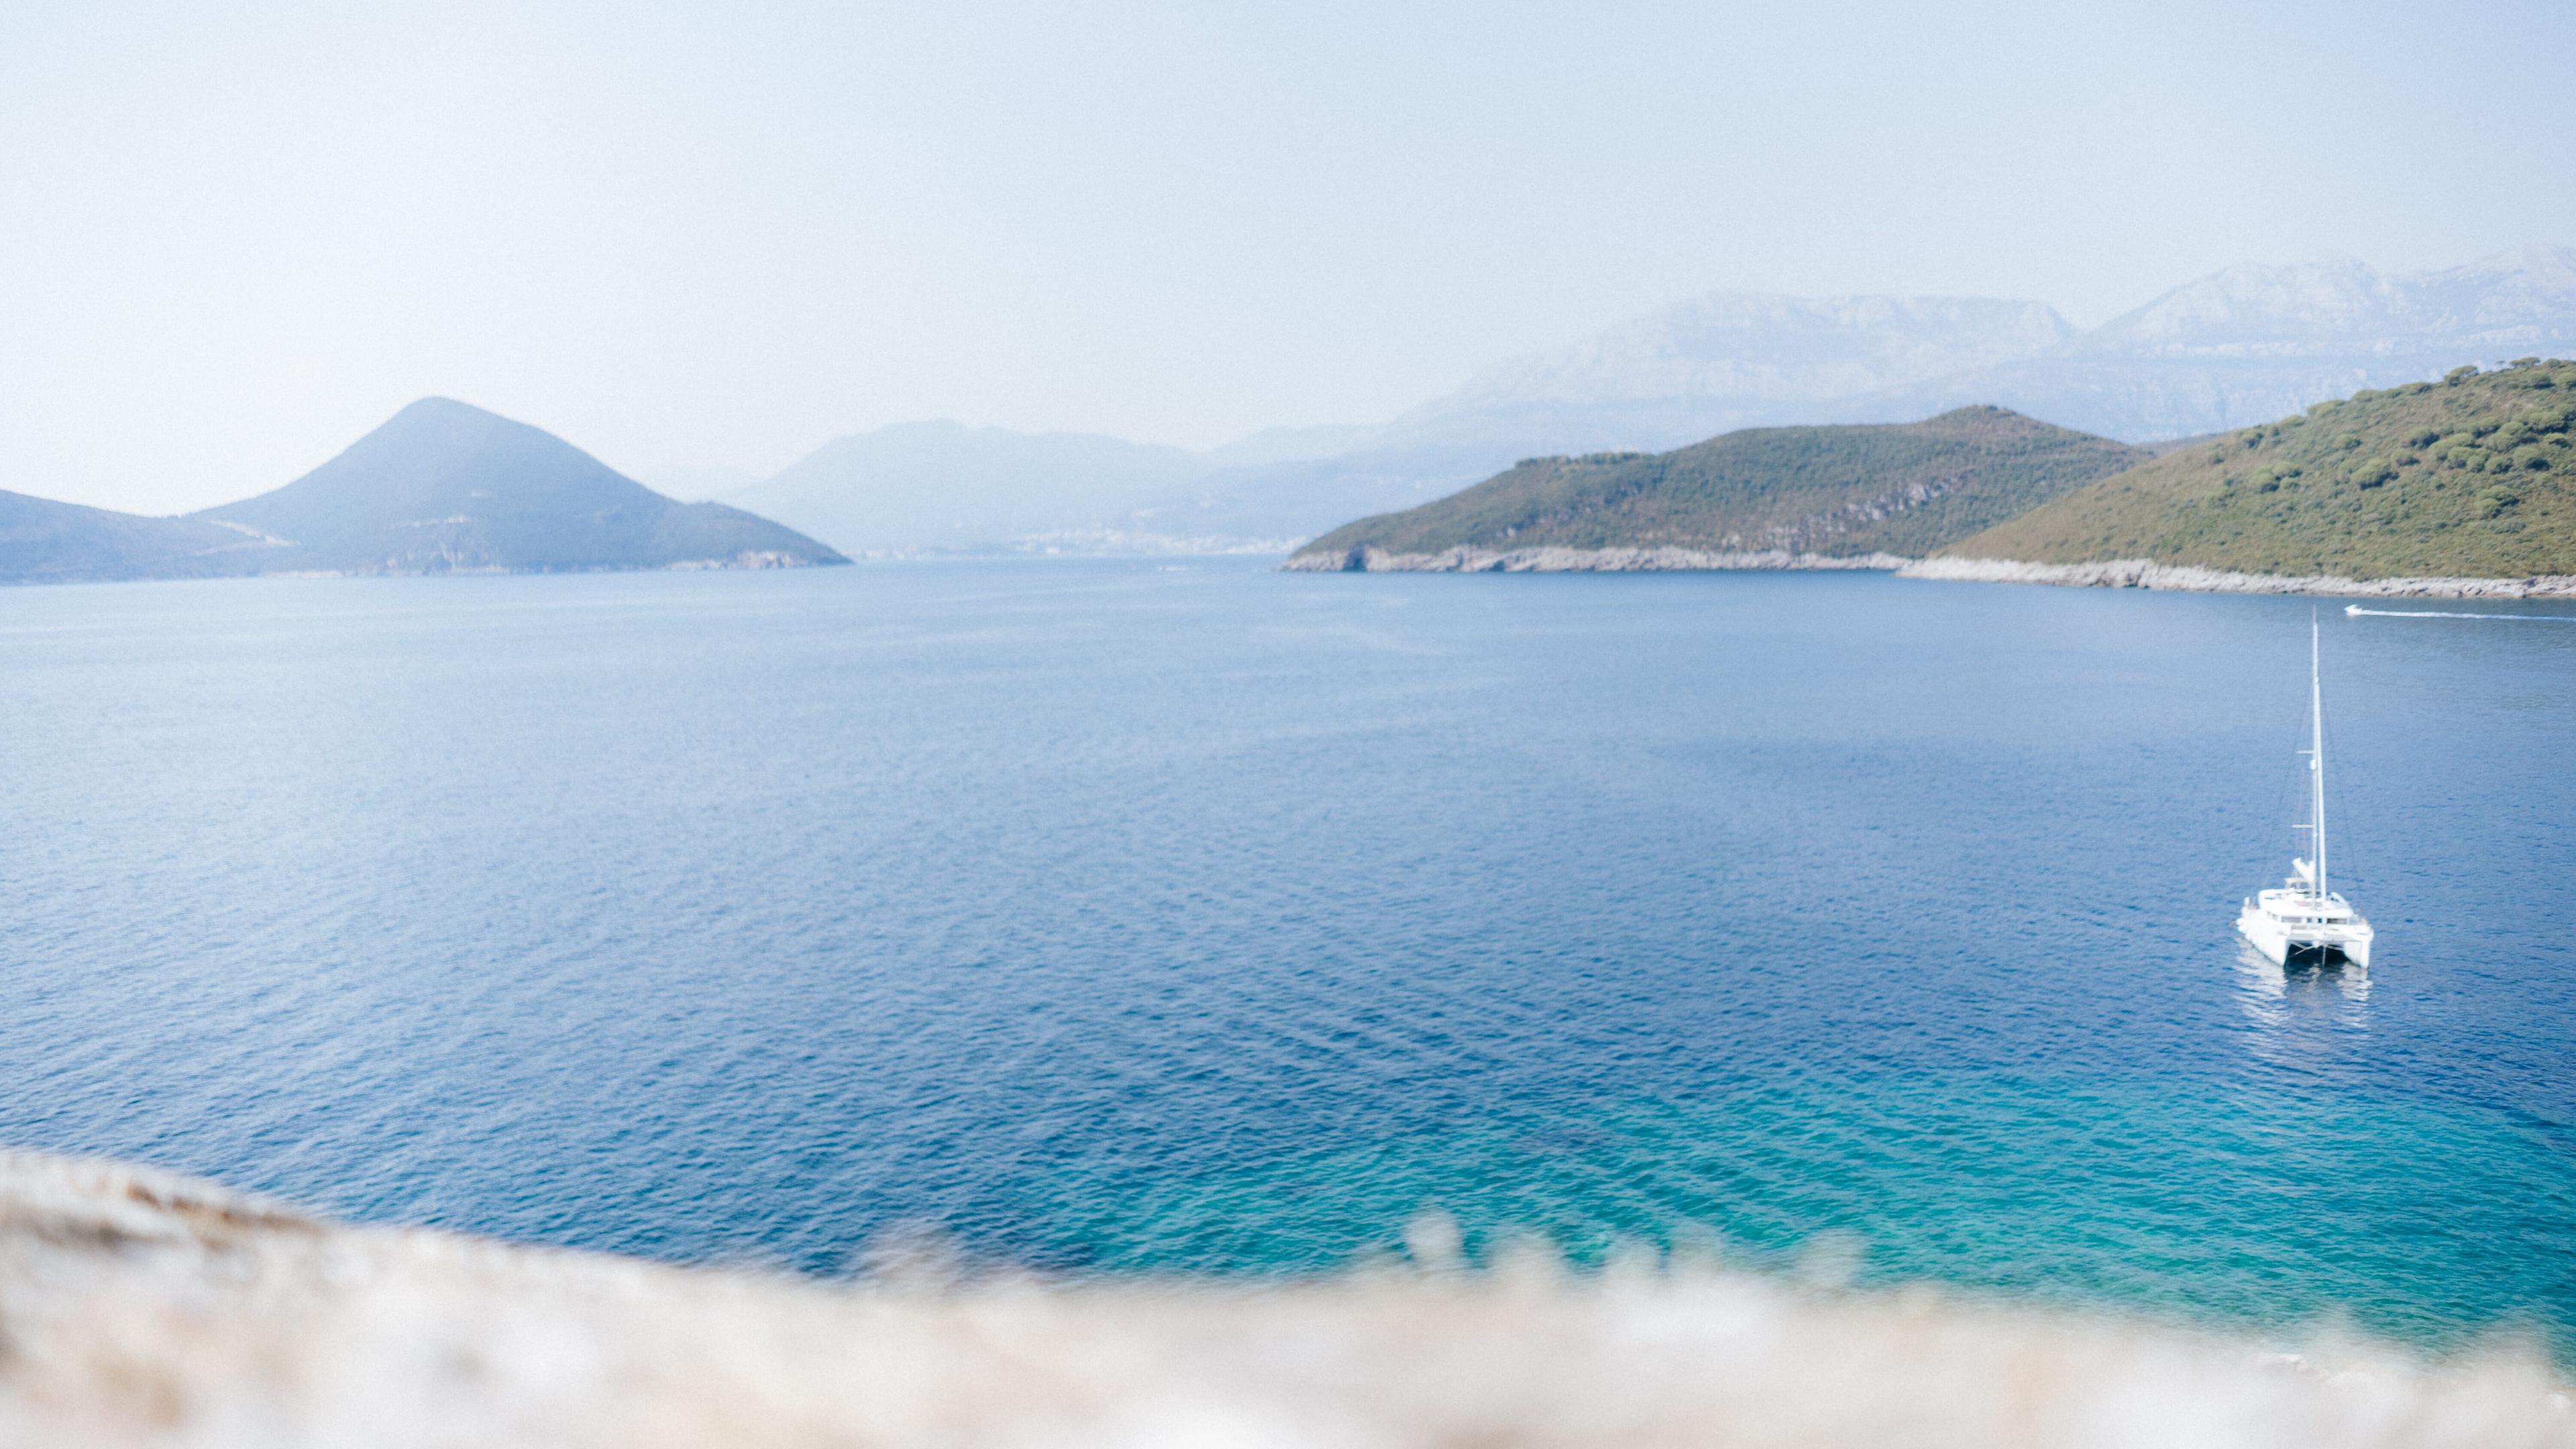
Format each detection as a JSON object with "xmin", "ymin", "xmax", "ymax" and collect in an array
[{"xmin": 2310, "ymin": 611, "xmax": 2327, "ymax": 902}]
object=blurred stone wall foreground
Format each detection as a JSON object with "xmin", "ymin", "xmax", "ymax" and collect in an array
[{"xmin": 0, "ymin": 1148, "xmax": 2567, "ymax": 1449}]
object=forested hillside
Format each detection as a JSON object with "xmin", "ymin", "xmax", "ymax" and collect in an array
[
  {"xmin": 1290, "ymin": 407, "xmax": 2145, "ymax": 566},
  {"xmin": 1942, "ymin": 361, "xmax": 2576, "ymax": 578}
]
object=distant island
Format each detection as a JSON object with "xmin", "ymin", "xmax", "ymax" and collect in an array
[
  {"xmin": 1283, "ymin": 407, "xmax": 2147, "ymax": 572},
  {"xmin": 1913, "ymin": 360, "xmax": 2576, "ymax": 595},
  {"xmin": 0, "ymin": 398, "xmax": 845, "ymax": 586}
]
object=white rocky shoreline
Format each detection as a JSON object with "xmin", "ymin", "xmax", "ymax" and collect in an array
[
  {"xmin": 1895, "ymin": 556, "xmax": 2576, "ymax": 598},
  {"xmin": 3, "ymin": 1145, "xmax": 2569, "ymax": 1448},
  {"xmin": 1281, "ymin": 544, "xmax": 1913, "ymax": 574},
  {"xmin": 1285, "ymin": 544, "xmax": 2576, "ymax": 598}
]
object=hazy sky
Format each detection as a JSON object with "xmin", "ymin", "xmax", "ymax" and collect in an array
[{"xmin": 7, "ymin": 0, "xmax": 2575, "ymax": 513}]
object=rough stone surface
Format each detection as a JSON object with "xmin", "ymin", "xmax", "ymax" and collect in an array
[{"xmin": 0, "ymin": 1148, "xmax": 2569, "ymax": 1448}]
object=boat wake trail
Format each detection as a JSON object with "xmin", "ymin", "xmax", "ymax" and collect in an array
[{"xmin": 2344, "ymin": 604, "xmax": 2576, "ymax": 622}]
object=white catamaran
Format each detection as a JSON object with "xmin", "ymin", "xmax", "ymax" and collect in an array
[{"xmin": 2237, "ymin": 612, "xmax": 2373, "ymax": 968}]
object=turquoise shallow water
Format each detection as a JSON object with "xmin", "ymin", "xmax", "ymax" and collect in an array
[
  {"xmin": 1037, "ymin": 1075, "xmax": 2573, "ymax": 1348},
  {"xmin": 2, "ymin": 560, "xmax": 2571, "ymax": 1354}
]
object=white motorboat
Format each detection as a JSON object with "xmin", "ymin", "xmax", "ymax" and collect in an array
[{"xmin": 2237, "ymin": 613, "xmax": 2374, "ymax": 969}]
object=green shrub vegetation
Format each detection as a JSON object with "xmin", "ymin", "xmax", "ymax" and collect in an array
[
  {"xmin": 1939, "ymin": 361, "xmax": 2576, "ymax": 578},
  {"xmin": 1290, "ymin": 407, "xmax": 2148, "ymax": 563}
]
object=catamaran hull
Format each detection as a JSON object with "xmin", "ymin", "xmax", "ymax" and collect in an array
[{"xmin": 2237, "ymin": 908, "xmax": 2373, "ymax": 969}]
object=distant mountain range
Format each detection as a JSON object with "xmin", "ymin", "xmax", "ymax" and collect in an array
[
  {"xmin": 1405, "ymin": 246, "xmax": 2576, "ymax": 450},
  {"xmin": 1392, "ymin": 295, "xmax": 2078, "ymax": 451},
  {"xmin": 1858, "ymin": 246, "xmax": 2576, "ymax": 443},
  {"xmin": 1285, "ymin": 408, "xmax": 2147, "ymax": 571},
  {"xmin": 0, "ymin": 399, "xmax": 843, "ymax": 585},
  {"xmin": 730, "ymin": 246, "xmax": 2576, "ymax": 556},
  {"xmin": 731, "ymin": 421, "xmax": 1210, "ymax": 555},
  {"xmin": 720, "ymin": 419, "xmax": 1377, "ymax": 557},
  {"xmin": 18, "ymin": 246, "xmax": 2573, "ymax": 574}
]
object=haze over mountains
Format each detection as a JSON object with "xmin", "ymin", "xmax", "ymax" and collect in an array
[
  {"xmin": 720, "ymin": 245, "xmax": 2576, "ymax": 555},
  {"xmin": 1412, "ymin": 246, "xmax": 2576, "ymax": 450},
  {"xmin": 13, "ymin": 246, "xmax": 2573, "ymax": 578},
  {"xmin": 1, "ymin": 399, "xmax": 843, "ymax": 584},
  {"xmin": 731, "ymin": 421, "xmax": 1214, "ymax": 555},
  {"xmin": 1862, "ymin": 245, "xmax": 2576, "ymax": 444},
  {"xmin": 722, "ymin": 419, "xmax": 1367, "ymax": 556}
]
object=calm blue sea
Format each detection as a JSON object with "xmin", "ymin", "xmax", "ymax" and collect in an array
[{"xmin": 4, "ymin": 559, "xmax": 2572, "ymax": 1352}]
